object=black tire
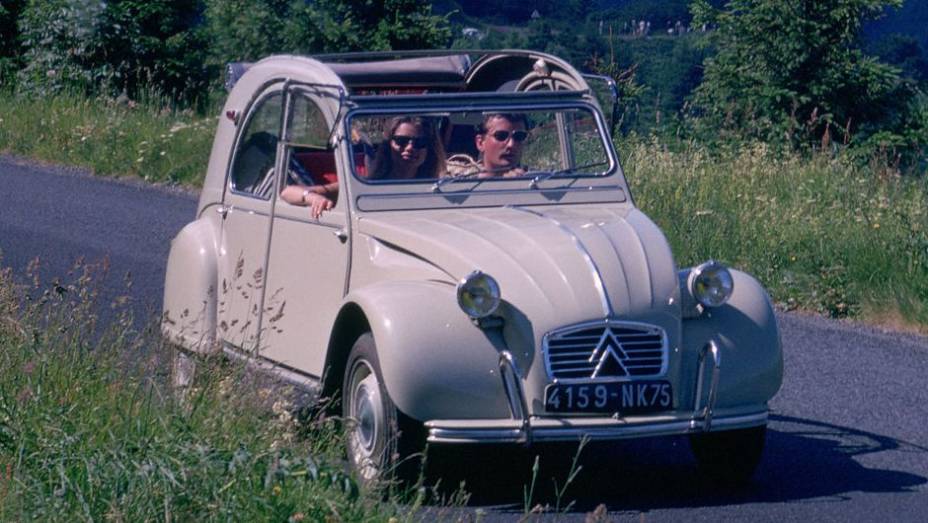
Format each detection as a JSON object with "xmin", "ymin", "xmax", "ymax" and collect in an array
[
  {"xmin": 342, "ymin": 332, "xmax": 423, "ymax": 486},
  {"xmin": 689, "ymin": 425, "xmax": 767, "ymax": 485}
]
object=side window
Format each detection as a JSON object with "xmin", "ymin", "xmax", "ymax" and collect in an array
[
  {"xmin": 284, "ymin": 92, "xmax": 338, "ymax": 188},
  {"xmin": 289, "ymin": 93, "xmax": 329, "ymax": 148},
  {"xmin": 230, "ymin": 92, "xmax": 283, "ymax": 199}
]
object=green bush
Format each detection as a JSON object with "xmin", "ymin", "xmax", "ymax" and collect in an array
[
  {"xmin": 200, "ymin": 0, "xmax": 452, "ymax": 91},
  {"xmin": 0, "ymin": 0, "xmax": 26, "ymax": 88},
  {"xmin": 16, "ymin": 0, "xmax": 209, "ymax": 104},
  {"xmin": 689, "ymin": 0, "xmax": 926, "ymax": 165}
]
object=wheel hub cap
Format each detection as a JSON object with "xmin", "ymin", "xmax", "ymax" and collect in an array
[{"xmin": 355, "ymin": 381, "xmax": 377, "ymax": 452}]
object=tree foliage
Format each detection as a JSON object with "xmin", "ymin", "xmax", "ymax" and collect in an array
[
  {"xmin": 304, "ymin": 0, "xmax": 451, "ymax": 52},
  {"xmin": 870, "ymin": 34, "xmax": 928, "ymax": 83},
  {"xmin": 458, "ymin": 0, "xmax": 591, "ymax": 24},
  {"xmin": 3, "ymin": 0, "xmax": 925, "ymax": 161},
  {"xmin": 202, "ymin": 0, "xmax": 296, "ymax": 68},
  {"xmin": 203, "ymin": 0, "xmax": 450, "ymax": 67},
  {"xmin": 689, "ymin": 0, "xmax": 920, "ymax": 150},
  {"xmin": 0, "ymin": 0, "xmax": 26, "ymax": 86},
  {"xmin": 16, "ymin": 0, "xmax": 208, "ymax": 100},
  {"xmin": 12, "ymin": 0, "xmax": 450, "ymax": 104}
]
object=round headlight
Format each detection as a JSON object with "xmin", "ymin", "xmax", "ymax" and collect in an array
[
  {"xmin": 456, "ymin": 271, "xmax": 501, "ymax": 319},
  {"xmin": 688, "ymin": 260, "xmax": 734, "ymax": 308}
]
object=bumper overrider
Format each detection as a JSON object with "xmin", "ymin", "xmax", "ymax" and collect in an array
[{"xmin": 426, "ymin": 341, "xmax": 768, "ymax": 444}]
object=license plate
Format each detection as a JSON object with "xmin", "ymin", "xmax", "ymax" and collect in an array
[{"xmin": 544, "ymin": 381, "xmax": 672, "ymax": 414}]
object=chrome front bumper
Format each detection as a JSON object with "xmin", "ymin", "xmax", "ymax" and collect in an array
[{"xmin": 426, "ymin": 341, "xmax": 767, "ymax": 444}]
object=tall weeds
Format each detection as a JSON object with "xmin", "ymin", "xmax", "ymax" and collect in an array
[
  {"xmin": 0, "ymin": 260, "xmax": 394, "ymax": 521},
  {"xmin": 0, "ymin": 89, "xmax": 214, "ymax": 186},
  {"xmin": 623, "ymin": 137, "xmax": 928, "ymax": 327}
]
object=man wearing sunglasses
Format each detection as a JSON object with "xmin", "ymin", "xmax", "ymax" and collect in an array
[{"xmin": 474, "ymin": 113, "xmax": 529, "ymax": 177}]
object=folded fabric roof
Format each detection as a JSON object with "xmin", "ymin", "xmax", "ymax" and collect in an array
[{"xmin": 325, "ymin": 55, "xmax": 470, "ymax": 89}]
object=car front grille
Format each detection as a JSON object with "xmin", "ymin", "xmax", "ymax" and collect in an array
[{"xmin": 543, "ymin": 321, "xmax": 668, "ymax": 381}]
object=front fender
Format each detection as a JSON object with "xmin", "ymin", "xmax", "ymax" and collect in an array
[
  {"xmin": 161, "ymin": 217, "xmax": 219, "ymax": 353},
  {"xmin": 344, "ymin": 281, "xmax": 511, "ymax": 422},
  {"xmin": 681, "ymin": 269, "xmax": 783, "ymax": 408}
]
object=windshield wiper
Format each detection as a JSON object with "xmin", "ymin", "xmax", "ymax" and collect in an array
[
  {"xmin": 527, "ymin": 161, "xmax": 610, "ymax": 189},
  {"xmin": 431, "ymin": 160, "xmax": 610, "ymax": 192}
]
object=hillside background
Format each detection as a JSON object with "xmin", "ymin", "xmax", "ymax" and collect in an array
[{"xmin": 437, "ymin": 0, "xmax": 928, "ymax": 135}]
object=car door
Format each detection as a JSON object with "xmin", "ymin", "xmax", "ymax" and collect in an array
[
  {"xmin": 217, "ymin": 86, "xmax": 284, "ymax": 351},
  {"xmin": 260, "ymin": 86, "xmax": 350, "ymax": 377}
]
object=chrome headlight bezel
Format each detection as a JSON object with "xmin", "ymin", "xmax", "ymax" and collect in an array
[
  {"xmin": 688, "ymin": 260, "xmax": 734, "ymax": 308},
  {"xmin": 456, "ymin": 271, "xmax": 501, "ymax": 319}
]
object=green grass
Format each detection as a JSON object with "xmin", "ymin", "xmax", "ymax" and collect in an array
[
  {"xmin": 622, "ymin": 138, "xmax": 928, "ymax": 327},
  {"xmin": 0, "ymin": 90, "xmax": 214, "ymax": 186},
  {"xmin": 0, "ymin": 262, "xmax": 404, "ymax": 521},
  {"xmin": 1, "ymin": 90, "xmax": 926, "ymax": 329}
]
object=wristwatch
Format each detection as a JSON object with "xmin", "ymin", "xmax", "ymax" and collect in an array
[{"xmin": 301, "ymin": 189, "xmax": 310, "ymax": 204}]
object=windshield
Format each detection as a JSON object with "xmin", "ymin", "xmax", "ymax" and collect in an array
[{"xmin": 347, "ymin": 106, "xmax": 612, "ymax": 184}]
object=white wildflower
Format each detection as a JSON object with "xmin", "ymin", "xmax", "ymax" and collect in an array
[
  {"xmin": 272, "ymin": 399, "xmax": 294, "ymax": 424},
  {"xmin": 218, "ymin": 376, "xmax": 233, "ymax": 396}
]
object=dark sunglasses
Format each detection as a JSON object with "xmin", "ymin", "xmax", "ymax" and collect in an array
[
  {"xmin": 490, "ymin": 130, "xmax": 529, "ymax": 143},
  {"xmin": 391, "ymin": 135, "xmax": 429, "ymax": 149}
]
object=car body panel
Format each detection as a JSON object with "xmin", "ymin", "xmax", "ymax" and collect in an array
[
  {"xmin": 261, "ymin": 207, "xmax": 349, "ymax": 375},
  {"xmin": 681, "ymin": 269, "xmax": 783, "ymax": 407},
  {"xmin": 342, "ymin": 280, "xmax": 512, "ymax": 420},
  {"xmin": 217, "ymin": 190, "xmax": 272, "ymax": 350},
  {"xmin": 163, "ymin": 50, "xmax": 783, "ymax": 448},
  {"xmin": 162, "ymin": 216, "xmax": 220, "ymax": 351}
]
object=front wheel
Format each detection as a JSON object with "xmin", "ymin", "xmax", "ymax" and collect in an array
[
  {"xmin": 689, "ymin": 425, "xmax": 767, "ymax": 485},
  {"xmin": 343, "ymin": 333, "xmax": 422, "ymax": 485}
]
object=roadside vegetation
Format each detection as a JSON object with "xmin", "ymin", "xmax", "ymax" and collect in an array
[
  {"xmin": 0, "ymin": 262, "xmax": 406, "ymax": 520},
  {"xmin": 0, "ymin": 90, "xmax": 214, "ymax": 185},
  {"xmin": 623, "ymin": 139, "xmax": 928, "ymax": 327}
]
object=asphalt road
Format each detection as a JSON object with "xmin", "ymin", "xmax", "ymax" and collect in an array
[{"xmin": 1, "ymin": 156, "xmax": 926, "ymax": 521}]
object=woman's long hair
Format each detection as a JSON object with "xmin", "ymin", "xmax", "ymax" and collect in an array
[{"xmin": 369, "ymin": 116, "xmax": 446, "ymax": 180}]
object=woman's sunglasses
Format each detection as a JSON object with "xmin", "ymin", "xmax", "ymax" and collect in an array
[
  {"xmin": 490, "ymin": 130, "xmax": 529, "ymax": 143},
  {"xmin": 391, "ymin": 135, "xmax": 429, "ymax": 149}
]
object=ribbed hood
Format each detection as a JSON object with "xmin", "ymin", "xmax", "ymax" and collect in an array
[{"xmin": 357, "ymin": 205, "xmax": 681, "ymax": 331}]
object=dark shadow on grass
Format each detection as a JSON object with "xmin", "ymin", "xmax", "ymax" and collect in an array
[{"xmin": 421, "ymin": 413, "xmax": 927, "ymax": 515}]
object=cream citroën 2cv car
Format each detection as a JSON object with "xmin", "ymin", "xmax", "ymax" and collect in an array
[{"xmin": 162, "ymin": 50, "xmax": 783, "ymax": 484}]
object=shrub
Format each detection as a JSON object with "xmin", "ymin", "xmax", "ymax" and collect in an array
[
  {"xmin": 0, "ymin": 0, "xmax": 26, "ymax": 88},
  {"xmin": 16, "ymin": 0, "xmax": 208, "ymax": 104},
  {"xmin": 688, "ymin": 0, "xmax": 925, "ymax": 164}
]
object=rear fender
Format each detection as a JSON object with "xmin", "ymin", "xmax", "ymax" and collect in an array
[
  {"xmin": 161, "ymin": 218, "xmax": 219, "ymax": 353},
  {"xmin": 335, "ymin": 281, "xmax": 511, "ymax": 422}
]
